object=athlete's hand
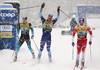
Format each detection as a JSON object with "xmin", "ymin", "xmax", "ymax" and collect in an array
[
  {"xmin": 89, "ymin": 41, "xmax": 92, "ymax": 45},
  {"xmin": 57, "ymin": 6, "xmax": 60, "ymax": 12},
  {"xmin": 16, "ymin": 36, "xmax": 19, "ymax": 41},
  {"xmin": 31, "ymin": 35, "xmax": 34, "ymax": 39},
  {"xmin": 72, "ymin": 42, "xmax": 75, "ymax": 46},
  {"xmin": 41, "ymin": 2, "xmax": 45, "ymax": 9}
]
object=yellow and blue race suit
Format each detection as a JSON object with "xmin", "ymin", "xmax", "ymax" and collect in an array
[{"xmin": 15, "ymin": 22, "xmax": 34, "ymax": 56}]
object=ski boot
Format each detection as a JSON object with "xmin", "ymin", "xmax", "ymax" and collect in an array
[
  {"xmin": 81, "ymin": 59, "xmax": 85, "ymax": 68},
  {"xmin": 75, "ymin": 60, "xmax": 79, "ymax": 67},
  {"xmin": 49, "ymin": 56, "xmax": 52, "ymax": 62},
  {"xmin": 13, "ymin": 55, "xmax": 17, "ymax": 62},
  {"xmin": 38, "ymin": 50, "xmax": 42, "ymax": 59},
  {"xmin": 37, "ymin": 50, "xmax": 42, "ymax": 63},
  {"xmin": 48, "ymin": 51, "xmax": 52, "ymax": 62},
  {"xmin": 32, "ymin": 53, "xmax": 35, "ymax": 59}
]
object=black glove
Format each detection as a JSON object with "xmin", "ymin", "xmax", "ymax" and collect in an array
[
  {"xmin": 89, "ymin": 41, "xmax": 92, "ymax": 45},
  {"xmin": 72, "ymin": 42, "xmax": 75, "ymax": 46},
  {"xmin": 57, "ymin": 6, "xmax": 60, "ymax": 12},
  {"xmin": 41, "ymin": 2, "xmax": 45, "ymax": 8},
  {"xmin": 31, "ymin": 35, "xmax": 34, "ymax": 39}
]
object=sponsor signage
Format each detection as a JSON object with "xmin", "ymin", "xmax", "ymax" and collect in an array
[
  {"xmin": 0, "ymin": 32, "xmax": 12, "ymax": 38},
  {"xmin": 0, "ymin": 25, "xmax": 12, "ymax": 31}
]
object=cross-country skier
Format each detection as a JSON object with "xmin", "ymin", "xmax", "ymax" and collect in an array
[
  {"xmin": 70, "ymin": 17, "xmax": 77, "ymax": 32},
  {"xmin": 38, "ymin": 3, "xmax": 60, "ymax": 62},
  {"xmin": 13, "ymin": 17, "xmax": 35, "ymax": 62},
  {"xmin": 72, "ymin": 18, "xmax": 92, "ymax": 68}
]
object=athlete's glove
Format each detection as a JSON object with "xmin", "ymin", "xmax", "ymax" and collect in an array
[
  {"xmin": 57, "ymin": 6, "xmax": 60, "ymax": 12},
  {"xmin": 41, "ymin": 2, "xmax": 45, "ymax": 9},
  {"xmin": 72, "ymin": 42, "xmax": 75, "ymax": 46},
  {"xmin": 31, "ymin": 35, "xmax": 34, "ymax": 39},
  {"xmin": 16, "ymin": 36, "xmax": 19, "ymax": 41},
  {"xmin": 89, "ymin": 41, "xmax": 92, "ymax": 45}
]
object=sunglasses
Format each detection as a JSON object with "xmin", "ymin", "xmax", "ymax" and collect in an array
[
  {"xmin": 48, "ymin": 17, "xmax": 52, "ymax": 19},
  {"xmin": 79, "ymin": 21, "xmax": 84, "ymax": 23}
]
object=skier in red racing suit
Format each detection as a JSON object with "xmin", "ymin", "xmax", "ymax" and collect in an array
[{"xmin": 72, "ymin": 18, "xmax": 92, "ymax": 67}]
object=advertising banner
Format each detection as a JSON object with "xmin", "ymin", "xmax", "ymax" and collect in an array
[
  {"xmin": 1, "ymin": 32, "xmax": 12, "ymax": 38},
  {"xmin": 0, "ymin": 25, "xmax": 12, "ymax": 31},
  {"xmin": 0, "ymin": 9, "xmax": 17, "ymax": 21}
]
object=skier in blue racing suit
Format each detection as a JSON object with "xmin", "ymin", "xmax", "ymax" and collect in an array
[{"xmin": 38, "ymin": 3, "xmax": 60, "ymax": 62}]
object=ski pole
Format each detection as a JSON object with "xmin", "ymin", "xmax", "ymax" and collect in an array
[
  {"xmin": 32, "ymin": 39, "xmax": 39, "ymax": 51},
  {"xmin": 72, "ymin": 46, "xmax": 74, "ymax": 60},
  {"xmin": 19, "ymin": 5, "xmax": 41, "ymax": 10},
  {"xmin": 90, "ymin": 45, "xmax": 92, "ymax": 62},
  {"xmin": 60, "ymin": 9, "xmax": 71, "ymax": 18}
]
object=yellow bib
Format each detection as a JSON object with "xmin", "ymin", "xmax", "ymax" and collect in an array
[
  {"xmin": 43, "ymin": 20, "xmax": 53, "ymax": 26},
  {"xmin": 77, "ymin": 24, "xmax": 87, "ymax": 32},
  {"xmin": 42, "ymin": 20, "xmax": 53, "ymax": 32},
  {"xmin": 76, "ymin": 24, "xmax": 87, "ymax": 38},
  {"xmin": 20, "ymin": 22, "xmax": 29, "ymax": 29}
]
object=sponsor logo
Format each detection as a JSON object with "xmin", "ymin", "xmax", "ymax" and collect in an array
[
  {"xmin": 2, "ymin": 26, "xmax": 11, "ymax": 29},
  {"xmin": 0, "ymin": 13, "xmax": 15, "ymax": 18},
  {"xmin": 0, "ymin": 32, "xmax": 12, "ymax": 38},
  {"xmin": 1, "ymin": 25, "xmax": 12, "ymax": 31},
  {"xmin": 78, "ymin": 28, "xmax": 86, "ymax": 31}
]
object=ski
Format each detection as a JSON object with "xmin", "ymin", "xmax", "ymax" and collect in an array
[
  {"xmin": 80, "ymin": 66, "xmax": 84, "ymax": 70},
  {"xmin": 10, "ymin": 61, "xmax": 17, "ymax": 63},
  {"xmin": 30, "ymin": 59, "xmax": 39, "ymax": 67},
  {"xmin": 30, "ymin": 63, "xmax": 36, "ymax": 67},
  {"xmin": 80, "ymin": 68, "xmax": 83, "ymax": 70},
  {"xmin": 73, "ymin": 67, "xmax": 75, "ymax": 70},
  {"xmin": 73, "ymin": 66, "xmax": 85, "ymax": 70},
  {"xmin": 73, "ymin": 66, "xmax": 78, "ymax": 70},
  {"xmin": 49, "ymin": 57, "xmax": 52, "ymax": 63},
  {"xmin": 73, "ymin": 67, "xmax": 78, "ymax": 70},
  {"xmin": 73, "ymin": 67, "xmax": 83, "ymax": 70}
]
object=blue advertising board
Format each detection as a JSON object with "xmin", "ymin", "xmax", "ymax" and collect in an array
[{"xmin": 0, "ymin": 8, "xmax": 18, "ymax": 50}]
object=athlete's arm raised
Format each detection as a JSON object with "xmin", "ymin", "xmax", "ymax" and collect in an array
[
  {"xmin": 39, "ymin": 3, "xmax": 46, "ymax": 24},
  {"xmin": 52, "ymin": 6, "xmax": 60, "ymax": 25}
]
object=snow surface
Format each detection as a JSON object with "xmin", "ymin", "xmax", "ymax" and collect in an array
[{"xmin": 0, "ymin": 19, "xmax": 100, "ymax": 70}]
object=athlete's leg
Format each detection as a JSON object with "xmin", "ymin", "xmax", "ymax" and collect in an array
[
  {"xmin": 14, "ymin": 35, "xmax": 24, "ymax": 61},
  {"xmin": 38, "ymin": 35, "xmax": 46, "ymax": 59},
  {"xmin": 76, "ymin": 39, "xmax": 81, "ymax": 61},
  {"xmin": 46, "ymin": 35, "xmax": 51, "ymax": 58},
  {"xmin": 26, "ymin": 39, "xmax": 35, "ymax": 58},
  {"xmin": 81, "ymin": 38, "xmax": 87, "ymax": 67},
  {"xmin": 15, "ymin": 35, "xmax": 24, "ymax": 56},
  {"xmin": 26, "ymin": 39, "xmax": 34, "ymax": 53},
  {"xmin": 75, "ymin": 39, "xmax": 82, "ymax": 67},
  {"xmin": 81, "ymin": 38, "xmax": 87, "ymax": 60}
]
